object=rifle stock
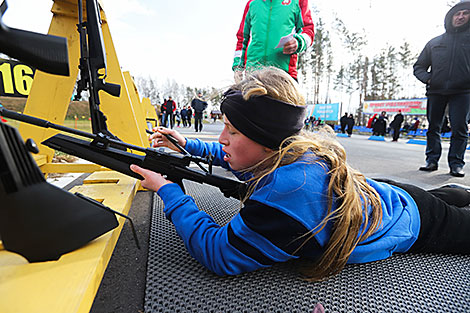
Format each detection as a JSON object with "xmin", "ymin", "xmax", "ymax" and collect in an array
[{"xmin": 0, "ymin": 0, "xmax": 69, "ymax": 76}]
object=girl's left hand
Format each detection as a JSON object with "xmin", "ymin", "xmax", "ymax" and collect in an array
[
  {"xmin": 130, "ymin": 164, "xmax": 172, "ymax": 192},
  {"xmin": 149, "ymin": 127, "xmax": 186, "ymax": 152}
]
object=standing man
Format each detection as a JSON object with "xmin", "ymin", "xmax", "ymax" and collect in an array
[
  {"xmin": 414, "ymin": 1, "xmax": 470, "ymax": 177},
  {"xmin": 186, "ymin": 106, "xmax": 193, "ymax": 128},
  {"xmin": 162, "ymin": 96, "xmax": 176, "ymax": 129},
  {"xmin": 191, "ymin": 92, "xmax": 208, "ymax": 132},
  {"xmin": 346, "ymin": 114, "xmax": 355, "ymax": 137},
  {"xmin": 180, "ymin": 106, "xmax": 188, "ymax": 127},
  {"xmin": 232, "ymin": 0, "xmax": 314, "ymax": 82},
  {"xmin": 340, "ymin": 112, "xmax": 348, "ymax": 134},
  {"xmin": 390, "ymin": 110, "xmax": 404, "ymax": 142}
]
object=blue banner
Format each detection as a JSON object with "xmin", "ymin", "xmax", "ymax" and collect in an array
[{"xmin": 306, "ymin": 103, "xmax": 340, "ymax": 121}]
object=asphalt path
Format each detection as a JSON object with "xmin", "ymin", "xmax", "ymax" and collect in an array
[
  {"xmin": 336, "ymin": 133, "xmax": 470, "ymax": 189},
  {"xmin": 181, "ymin": 121, "xmax": 470, "ymax": 188},
  {"xmin": 89, "ymin": 121, "xmax": 470, "ymax": 313}
]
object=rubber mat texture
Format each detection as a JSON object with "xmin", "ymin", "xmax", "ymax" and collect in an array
[{"xmin": 145, "ymin": 181, "xmax": 470, "ymax": 313}]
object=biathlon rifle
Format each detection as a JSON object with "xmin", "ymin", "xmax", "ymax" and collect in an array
[
  {"xmin": 0, "ymin": 0, "xmax": 69, "ymax": 75},
  {"xmin": 74, "ymin": 0, "xmax": 121, "ymax": 137},
  {"xmin": 0, "ymin": 107, "xmax": 247, "ymax": 200}
]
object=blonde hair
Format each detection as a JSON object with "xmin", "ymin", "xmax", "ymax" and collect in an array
[{"xmin": 232, "ymin": 67, "xmax": 383, "ymax": 281}]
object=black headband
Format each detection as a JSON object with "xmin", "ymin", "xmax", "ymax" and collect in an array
[{"xmin": 220, "ymin": 89, "xmax": 306, "ymax": 149}]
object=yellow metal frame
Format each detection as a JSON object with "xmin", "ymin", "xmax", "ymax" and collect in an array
[
  {"xmin": 0, "ymin": 2, "xmax": 146, "ymax": 313},
  {"xmin": 143, "ymin": 97, "xmax": 160, "ymax": 129},
  {"xmin": 40, "ymin": 163, "xmax": 109, "ymax": 173},
  {"xmin": 19, "ymin": 0, "xmax": 149, "ymax": 171}
]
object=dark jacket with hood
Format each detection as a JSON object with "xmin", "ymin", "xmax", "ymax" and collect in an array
[
  {"xmin": 413, "ymin": 1, "xmax": 470, "ymax": 95},
  {"xmin": 191, "ymin": 97, "xmax": 208, "ymax": 113}
]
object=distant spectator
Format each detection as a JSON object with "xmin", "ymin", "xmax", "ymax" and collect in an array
[
  {"xmin": 410, "ymin": 118, "xmax": 420, "ymax": 132},
  {"xmin": 390, "ymin": 110, "xmax": 404, "ymax": 142},
  {"xmin": 304, "ymin": 117, "xmax": 310, "ymax": 130},
  {"xmin": 340, "ymin": 113, "xmax": 348, "ymax": 134},
  {"xmin": 372, "ymin": 111, "xmax": 387, "ymax": 136},
  {"xmin": 191, "ymin": 93, "xmax": 208, "ymax": 132},
  {"xmin": 346, "ymin": 114, "xmax": 355, "ymax": 137},
  {"xmin": 162, "ymin": 97, "xmax": 176, "ymax": 129},
  {"xmin": 186, "ymin": 107, "xmax": 193, "ymax": 128},
  {"xmin": 367, "ymin": 113, "xmax": 377, "ymax": 129},
  {"xmin": 402, "ymin": 121, "xmax": 411, "ymax": 133},
  {"xmin": 180, "ymin": 107, "xmax": 187, "ymax": 127},
  {"xmin": 307, "ymin": 116, "xmax": 316, "ymax": 131},
  {"xmin": 175, "ymin": 109, "xmax": 181, "ymax": 127}
]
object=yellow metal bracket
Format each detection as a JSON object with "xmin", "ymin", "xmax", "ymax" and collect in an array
[{"xmin": 19, "ymin": 0, "xmax": 149, "ymax": 171}]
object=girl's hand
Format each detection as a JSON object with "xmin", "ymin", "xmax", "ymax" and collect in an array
[
  {"xmin": 149, "ymin": 126, "xmax": 187, "ymax": 152},
  {"xmin": 130, "ymin": 164, "xmax": 172, "ymax": 192}
]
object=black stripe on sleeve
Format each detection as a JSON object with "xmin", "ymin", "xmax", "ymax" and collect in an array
[
  {"xmin": 240, "ymin": 199, "xmax": 323, "ymax": 260},
  {"xmin": 227, "ymin": 224, "xmax": 276, "ymax": 266}
]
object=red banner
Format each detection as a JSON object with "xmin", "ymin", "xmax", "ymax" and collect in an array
[{"xmin": 364, "ymin": 98, "xmax": 426, "ymax": 115}]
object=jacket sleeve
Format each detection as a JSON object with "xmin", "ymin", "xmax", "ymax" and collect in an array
[
  {"xmin": 185, "ymin": 138, "xmax": 231, "ymax": 169},
  {"xmin": 294, "ymin": 0, "xmax": 315, "ymax": 54},
  {"xmin": 157, "ymin": 184, "xmax": 309, "ymax": 276},
  {"xmin": 413, "ymin": 43, "xmax": 432, "ymax": 84},
  {"xmin": 233, "ymin": 1, "xmax": 253, "ymax": 71}
]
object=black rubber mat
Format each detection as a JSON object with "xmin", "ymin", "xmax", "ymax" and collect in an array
[{"xmin": 145, "ymin": 181, "xmax": 470, "ymax": 313}]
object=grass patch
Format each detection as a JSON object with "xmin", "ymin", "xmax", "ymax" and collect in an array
[
  {"xmin": 3, "ymin": 118, "xmax": 92, "ymax": 133},
  {"xmin": 53, "ymin": 150, "xmax": 78, "ymax": 163}
]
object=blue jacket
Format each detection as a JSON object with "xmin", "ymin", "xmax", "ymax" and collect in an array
[{"xmin": 157, "ymin": 139, "xmax": 420, "ymax": 275}]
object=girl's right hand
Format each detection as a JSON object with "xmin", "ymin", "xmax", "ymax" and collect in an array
[
  {"xmin": 130, "ymin": 164, "xmax": 171, "ymax": 192},
  {"xmin": 149, "ymin": 126, "xmax": 187, "ymax": 152}
]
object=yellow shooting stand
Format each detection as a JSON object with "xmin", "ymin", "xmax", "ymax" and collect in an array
[
  {"xmin": 0, "ymin": 1, "xmax": 151, "ymax": 312},
  {"xmin": 19, "ymin": 0, "xmax": 150, "ymax": 167}
]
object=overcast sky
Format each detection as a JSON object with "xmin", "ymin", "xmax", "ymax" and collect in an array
[{"xmin": 2, "ymin": 0, "xmax": 455, "ymax": 91}]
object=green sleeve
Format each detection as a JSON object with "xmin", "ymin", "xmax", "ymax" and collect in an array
[{"xmin": 294, "ymin": 33, "xmax": 307, "ymax": 54}]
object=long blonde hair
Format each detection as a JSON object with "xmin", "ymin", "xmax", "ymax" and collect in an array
[{"xmin": 232, "ymin": 67, "xmax": 383, "ymax": 281}]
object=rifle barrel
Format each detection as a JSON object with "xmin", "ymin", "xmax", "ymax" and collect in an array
[
  {"xmin": 0, "ymin": 107, "xmax": 156, "ymax": 155},
  {"xmin": 0, "ymin": 108, "xmax": 95, "ymax": 139}
]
